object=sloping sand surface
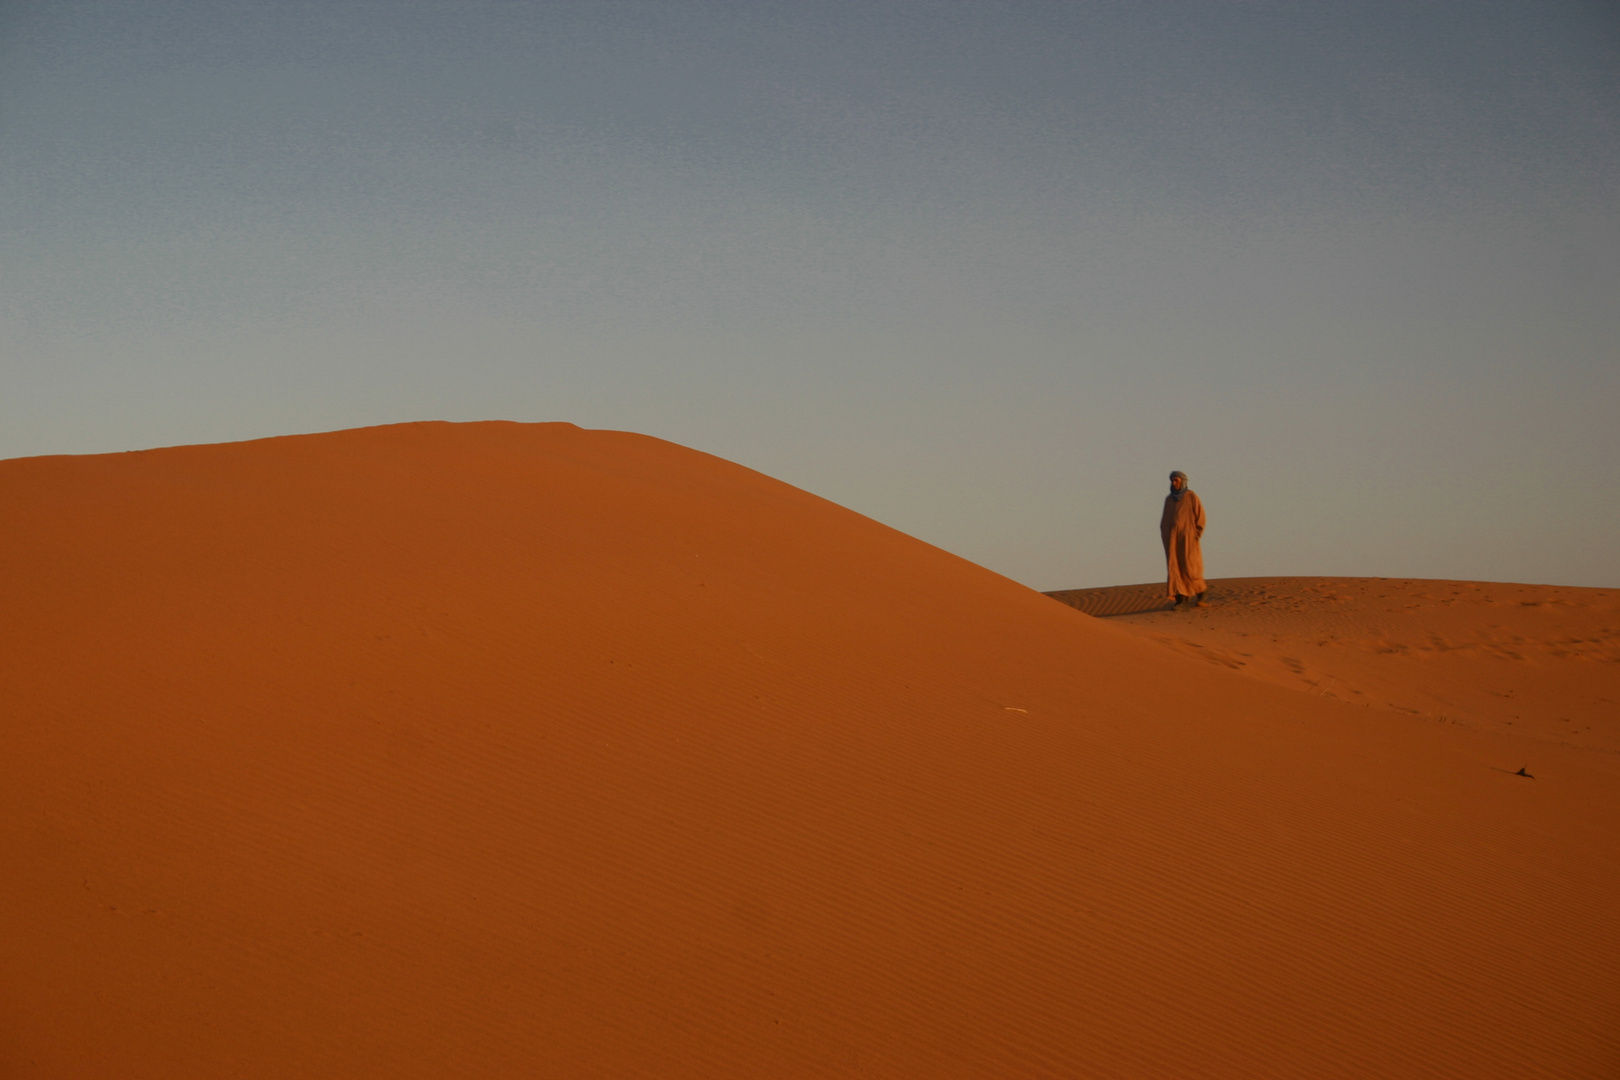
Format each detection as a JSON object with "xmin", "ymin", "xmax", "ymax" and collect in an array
[
  {"xmin": 1049, "ymin": 578, "xmax": 1620, "ymax": 753},
  {"xmin": 4, "ymin": 422, "xmax": 1617, "ymax": 1078}
]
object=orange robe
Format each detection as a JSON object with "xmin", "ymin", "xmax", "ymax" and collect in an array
[{"xmin": 1160, "ymin": 490, "xmax": 1206, "ymax": 598}]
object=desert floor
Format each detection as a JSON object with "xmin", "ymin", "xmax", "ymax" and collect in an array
[{"xmin": 3, "ymin": 422, "xmax": 1616, "ymax": 1079}]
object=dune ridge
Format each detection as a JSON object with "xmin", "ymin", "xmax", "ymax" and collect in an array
[
  {"xmin": 1049, "ymin": 577, "xmax": 1619, "ymax": 752},
  {"xmin": 3, "ymin": 421, "xmax": 1616, "ymax": 1078}
]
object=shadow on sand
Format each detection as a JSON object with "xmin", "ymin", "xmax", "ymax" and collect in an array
[{"xmin": 1045, "ymin": 583, "xmax": 1173, "ymax": 618}]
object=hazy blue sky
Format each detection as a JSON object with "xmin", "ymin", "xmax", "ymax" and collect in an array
[{"xmin": 3, "ymin": 1, "xmax": 1617, "ymax": 589}]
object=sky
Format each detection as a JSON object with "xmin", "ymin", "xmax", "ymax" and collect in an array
[{"xmin": 3, "ymin": 0, "xmax": 1617, "ymax": 590}]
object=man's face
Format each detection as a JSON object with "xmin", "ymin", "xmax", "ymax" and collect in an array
[{"xmin": 1170, "ymin": 476, "xmax": 1185, "ymax": 493}]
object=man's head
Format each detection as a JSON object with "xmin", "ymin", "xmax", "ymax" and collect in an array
[{"xmin": 1169, "ymin": 470, "xmax": 1188, "ymax": 493}]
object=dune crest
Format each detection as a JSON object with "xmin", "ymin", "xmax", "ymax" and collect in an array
[
  {"xmin": 3, "ymin": 422, "xmax": 1617, "ymax": 1078},
  {"xmin": 1049, "ymin": 577, "xmax": 1620, "ymax": 751}
]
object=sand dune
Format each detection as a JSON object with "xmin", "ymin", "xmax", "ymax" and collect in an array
[
  {"xmin": 1048, "ymin": 577, "xmax": 1620, "ymax": 753},
  {"xmin": 3, "ymin": 421, "xmax": 1616, "ymax": 1078}
]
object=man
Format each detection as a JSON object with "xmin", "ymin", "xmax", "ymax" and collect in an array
[{"xmin": 1161, "ymin": 470, "xmax": 1206, "ymax": 608}]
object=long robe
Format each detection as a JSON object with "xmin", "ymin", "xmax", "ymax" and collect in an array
[{"xmin": 1160, "ymin": 490, "xmax": 1206, "ymax": 599}]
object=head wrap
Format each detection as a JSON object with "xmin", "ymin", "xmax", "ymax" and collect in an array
[{"xmin": 1169, "ymin": 470, "xmax": 1188, "ymax": 500}]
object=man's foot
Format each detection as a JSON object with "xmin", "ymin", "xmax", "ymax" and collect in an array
[
  {"xmin": 1171, "ymin": 594, "xmax": 1184, "ymax": 608},
  {"xmin": 1194, "ymin": 592, "xmax": 1207, "ymax": 608}
]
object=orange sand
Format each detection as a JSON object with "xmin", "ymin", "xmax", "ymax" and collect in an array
[
  {"xmin": 3, "ymin": 421, "xmax": 1616, "ymax": 1078},
  {"xmin": 1047, "ymin": 578, "xmax": 1620, "ymax": 753}
]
